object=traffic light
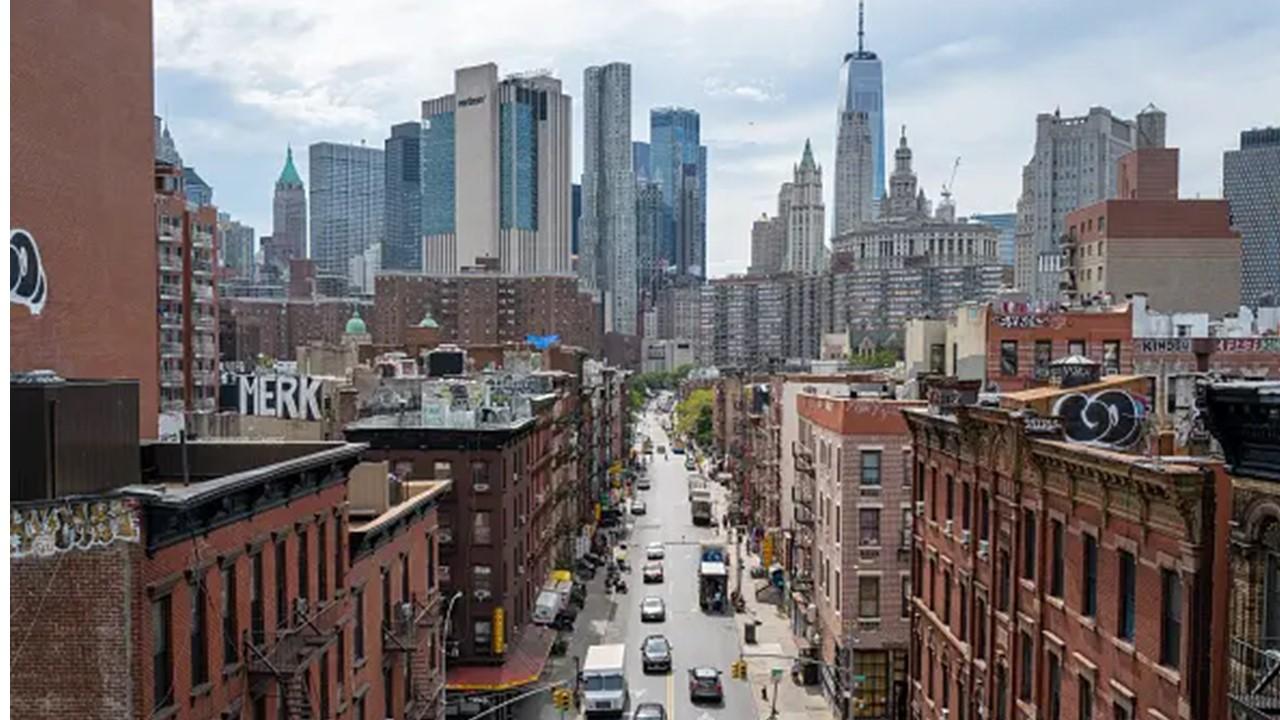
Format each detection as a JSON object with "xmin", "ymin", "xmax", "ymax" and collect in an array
[
  {"xmin": 552, "ymin": 687, "xmax": 572, "ymax": 710},
  {"xmin": 731, "ymin": 659, "xmax": 748, "ymax": 679}
]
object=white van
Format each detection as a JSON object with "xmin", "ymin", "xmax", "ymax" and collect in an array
[
  {"xmin": 581, "ymin": 643, "xmax": 628, "ymax": 716},
  {"xmin": 532, "ymin": 580, "xmax": 574, "ymax": 626}
]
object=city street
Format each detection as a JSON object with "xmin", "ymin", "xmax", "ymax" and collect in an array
[{"xmin": 519, "ymin": 403, "xmax": 755, "ymax": 719}]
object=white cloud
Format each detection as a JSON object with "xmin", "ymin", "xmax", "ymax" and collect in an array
[{"xmin": 704, "ymin": 76, "xmax": 784, "ymax": 103}]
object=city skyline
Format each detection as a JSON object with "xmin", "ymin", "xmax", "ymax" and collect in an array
[{"xmin": 155, "ymin": 0, "xmax": 1280, "ymax": 278}]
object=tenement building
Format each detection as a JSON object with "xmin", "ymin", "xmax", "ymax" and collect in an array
[{"xmin": 904, "ymin": 375, "xmax": 1231, "ymax": 720}]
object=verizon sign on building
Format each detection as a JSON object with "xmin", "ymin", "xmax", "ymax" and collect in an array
[{"xmin": 221, "ymin": 374, "xmax": 324, "ymax": 421}]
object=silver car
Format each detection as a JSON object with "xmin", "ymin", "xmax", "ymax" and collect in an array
[{"xmin": 640, "ymin": 596, "xmax": 666, "ymax": 622}]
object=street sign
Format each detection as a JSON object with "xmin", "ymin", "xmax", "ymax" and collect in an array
[{"xmin": 771, "ymin": 667, "xmax": 783, "ymax": 682}]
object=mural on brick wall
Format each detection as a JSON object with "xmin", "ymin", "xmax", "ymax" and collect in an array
[
  {"xmin": 11, "ymin": 498, "xmax": 141, "ymax": 558},
  {"xmin": 1052, "ymin": 389, "xmax": 1146, "ymax": 448},
  {"xmin": 10, "ymin": 228, "xmax": 48, "ymax": 315}
]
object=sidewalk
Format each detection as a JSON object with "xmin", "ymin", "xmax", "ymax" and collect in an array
[{"xmin": 733, "ymin": 539, "xmax": 835, "ymax": 720}]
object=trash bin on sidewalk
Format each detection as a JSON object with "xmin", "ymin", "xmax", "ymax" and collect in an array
[{"xmin": 744, "ymin": 618, "xmax": 760, "ymax": 644}]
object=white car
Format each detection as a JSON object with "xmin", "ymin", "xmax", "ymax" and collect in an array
[
  {"xmin": 641, "ymin": 596, "xmax": 666, "ymax": 622},
  {"xmin": 631, "ymin": 500, "xmax": 647, "ymax": 515},
  {"xmin": 646, "ymin": 542, "xmax": 665, "ymax": 560}
]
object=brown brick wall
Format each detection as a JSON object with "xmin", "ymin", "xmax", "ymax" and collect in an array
[{"xmin": 10, "ymin": 0, "xmax": 158, "ymax": 437}]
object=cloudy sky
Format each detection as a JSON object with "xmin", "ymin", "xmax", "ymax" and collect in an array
[{"xmin": 156, "ymin": 0, "xmax": 1280, "ymax": 278}]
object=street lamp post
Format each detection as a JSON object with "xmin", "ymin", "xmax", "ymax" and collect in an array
[{"xmin": 439, "ymin": 591, "xmax": 464, "ymax": 720}]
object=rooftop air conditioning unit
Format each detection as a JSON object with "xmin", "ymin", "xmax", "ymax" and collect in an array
[{"xmin": 914, "ymin": 501, "xmax": 924, "ymax": 517}]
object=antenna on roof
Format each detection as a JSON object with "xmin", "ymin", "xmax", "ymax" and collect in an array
[{"xmin": 858, "ymin": 0, "xmax": 865, "ymax": 54}]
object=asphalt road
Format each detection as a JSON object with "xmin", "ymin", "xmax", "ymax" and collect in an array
[{"xmin": 517, "ymin": 403, "xmax": 755, "ymax": 720}]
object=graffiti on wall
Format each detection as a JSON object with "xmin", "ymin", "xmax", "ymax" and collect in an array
[
  {"xmin": 10, "ymin": 228, "xmax": 48, "ymax": 315},
  {"xmin": 1052, "ymin": 390, "xmax": 1146, "ymax": 448},
  {"xmin": 11, "ymin": 498, "xmax": 141, "ymax": 559}
]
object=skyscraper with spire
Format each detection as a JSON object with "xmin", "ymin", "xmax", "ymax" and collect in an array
[
  {"xmin": 837, "ymin": 1, "xmax": 885, "ymax": 208},
  {"xmin": 270, "ymin": 146, "xmax": 307, "ymax": 275},
  {"xmin": 782, "ymin": 140, "xmax": 825, "ymax": 273}
]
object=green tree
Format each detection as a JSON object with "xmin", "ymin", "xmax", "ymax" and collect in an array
[{"xmin": 675, "ymin": 387, "xmax": 715, "ymax": 448}]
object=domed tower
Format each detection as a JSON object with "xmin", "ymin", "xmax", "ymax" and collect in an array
[
  {"xmin": 343, "ymin": 307, "xmax": 371, "ymax": 348},
  {"xmin": 885, "ymin": 126, "xmax": 922, "ymax": 219}
]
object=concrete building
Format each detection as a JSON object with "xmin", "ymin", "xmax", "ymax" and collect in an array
[
  {"xmin": 642, "ymin": 338, "xmax": 696, "ymax": 374},
  {"xmin": 384, "ymin": 121, "xmax": 424, "ymax": 272},
  {"xmin": 905, "ymin": 378, "xmax": 1232, "ymax": 720},
  {"xmin": 270, "ymin": 146, "xmax": 308, "ymax": 276},
  {"xmin": 218, "ymin": 213, "xmax": 257, "ymax": 281},
  {"xmin": 649, "ymin": 107, "xmax": 708, "ymax": 279},
  {"xmin": 11, "ymin": 0, "xmax": 158, "ymax": 437},
  {"xmin": 1223, "ymin": 127, "xmax": 1280, "ymax": 307},
  {"xmin": 749, "ymin": 213, "xmax": 786, "ymax": 276},
  {"xmin": 882, "ymin": 128, "xmax": 930, "ymax": 221},
  {"xmin": 834, "ymin": 110, "xmax": 877, "ymax": 235},
  {"xmin": 1013, "ymin": 106, "xmax": 1138, "ymax": 300},
  {"xmin": 421, "ymin": 63, "xmax": 573, "ymax": 276},
  {"xmin": 783, "ymin": 141, "xmax": 827, "ymax": 274},
  {"xmin": 156, "ymin": 162, "xmax": 221, "ymax": 433},
  {"xmin": 636, "ymin": 179, "xmax": 665, "ymax": 305},
  {"xmin": 655, "ymin": 279, "xmax": 704, "ymax": 343},
  {"xmin": 970, "ymin": 212, "xmax": 1017, "ymax": 267},
  {"xmin": 348, "ymin": 243, "xmax": 381, "ymax": 296},
  {"xmin": 581, "ymin": 62, "xmax": 639, "ymax": 335},
  {"xmin": 309, "ymin": 141, "xmax": 385, "ymax": 277},
  {"xmin": 837, "ymin": 2, "xmax": 886, "ymax": 206},
  {"xmin": 798, "ymin": 393, "xmax": 922, "ymax": 719}
]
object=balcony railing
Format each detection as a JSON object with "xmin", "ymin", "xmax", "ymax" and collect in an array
[
  {"xmin": 158, "ymin": 255, "xmax": 183, "ymax": 272},
  {"xmin": 1230, "ymin": 637, "xmax": 1280, "ymax": 718}
]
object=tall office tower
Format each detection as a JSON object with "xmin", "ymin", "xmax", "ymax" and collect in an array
[
  {"xmin": 270, "ymin": 146, "xmax": 307, "ymax": 274},
  {"xmin": 384, "ymin": 121, "xmax": 424, "ymax": 271},
  {"xmin": 782, "ymin": 140, "xmax": 826, "ymax": 273},
  {"xmin": 309, "ymin": 141, "xmax": 384, "ymax": 277},
  {"xmin": 833, "ymin": 109, "xmax": 876, "ymax": 235},
  {"xmin": 650, "ymin": 107, "xmax": 708, "ymax": 279},
  {"xmin": 838, "ymin": 1, "xmax": 885, "ymax": 206},
  {"xmin": 218, "ymin": 212, "xmax": 256, "ymax": 280},
  {"xmin": 636, "ymin": 180, "xmax": 664, "ymax": 304},
  {"xmin": 970, "ymin": 212, "xmax": 1017, "ymax": 266},
  {"xmin": 571, "ymin": 183, "xmax": 582, "ymax": 256},
  {"xmin": 183, "ymin": 167, "xmax": 214, "ymax": 207},
  {"xmin": 749, "ymin": 212, "xmax": 785, "ymax": 276},
  {"xmin": 582, "ymin": 62, "xmax": 639, "ymax": 335},
  {"xmin": 883, "ymin": 127, "xmax": 929, "ymax": 220},
  {"xmin": 421, "ymin": 63, "xmax": 573, "ymax": 276},
  {"xmin": 1012, "ymin": 106, "xmax": 1136, "ymax": 300},
  {"xmin": 1224, "ymin": 127, "xmax": 1280, "ymax": 306},
  {"xmin": 633, "ymin": 141, "xmax": 651, "ymax": 182}
]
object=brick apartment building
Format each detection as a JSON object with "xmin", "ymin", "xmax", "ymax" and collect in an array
[
  {"xmin": 984, "ymin": 303, "xmax": 1134, "ymax": 392},
  {"xmin": 797, "ymin": 394, "xmax": 924, "ymax": 719},
  {"xmin": 221, "ymin": 297, "xmax": 373, "ymax": 365},
  {"xmin": 903, "ymin": 375, "xmax": 1231, "ymax": 720},
  {"xmin": 372, "ymin": 273, "xmax": 602, "ymax": 356},
  {"xmin": 11, "ymin": 0, "xmax": 159, "ymax": 436},
  {"xmin": 9, "ymin": 376, "xmax": 449, "ymax": 720}
]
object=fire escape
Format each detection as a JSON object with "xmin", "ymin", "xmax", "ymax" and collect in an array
[
  {"xmin": 247, "ymin": 598, "xmax": 346, "ymax": 720},
  {"xmin": 791, "ymin": 439, "xmax": 816, "ymax": 632},
  {"xmin": 384, "ymin": 593, "xmax": 444, "ymax": 720}
]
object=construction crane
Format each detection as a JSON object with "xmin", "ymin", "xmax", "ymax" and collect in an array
[{"xmin": 940, "ymin": 156, "xmax": 962, "ymax": 204}]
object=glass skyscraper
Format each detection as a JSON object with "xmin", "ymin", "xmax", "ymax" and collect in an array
[
  {"xmin": 1224, "ymin": 127, "xmax": 1280, "ymax": 306},
  {"xmin": 649, "ymin": 108, "xmax": 707, "ymax": 279},
  {"xmin": 308, "ymin": 141, "xmax": 384, "ymax": 276},
  {"xmin": 384, "ymin": 121, "xmax": 423, "ymax": 271},
  {"xmin": 838, "ymin": 49, "xmax": 885, "ymax": 203}
]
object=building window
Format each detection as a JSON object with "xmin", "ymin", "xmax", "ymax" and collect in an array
[
  {"xmin": 946, "ymin": 475, "xmax": 955, "ymax": 521},
  {"xmin": 152, "ymin": 595, "xmax": 174, "ymax": 712},
  {"xmin": 427, "ymin": 535, "xmax": 437, "ymax": 591},
  {"xmin": 1082, "ymin": 534, "xmax": 1098, "ymax": 618},
  {"xmin": 473, "ymin": 511, "xmax": 493, "ymax": 545},
  {"xmin": 222, "ymin": 565, "xmax": 239, "ymax": 667},
  {"xmin": 1161, "ymin": 568, "xmax": 1182, "ymax": 669},
  {"xmin": 191, "ymin": 577, "xmax": 210, "ymax": 686},
  {"xmin": 902, "ymin": 576, "xmax": 912, "ymax": 619},
  {"xmin": 859, "ymin": 508, "xmax": 880, "ymax": 546},
  {"xmin": 354, "ymin": 588, "xmax": 365, "ymax": 661},
  {"xmin": 860, "ymin": 451, "xmax": 882, "ymax": 487},
  {"xmin": 1019, "ymin": 631, "xmax": 1033, "ymax": 701},
  {"xmin": 354, "ymin": 696, "xmax": 366, "ymax": 720},
  {"xmin": 251, "ymin": 553, "xmax": 265, "ymax": 645},
  {"xmin": 1050, "ymin": 519, "xmax": 1065, "ymax": 598},
  {"xmin": 930, "ymin": 558, "xmax": 938, "ymax": 610},
  {"xmin": 335, "ymin": 512, "xmax": 345, "ymax": 583},
  {"xmin": 471, "ymin": 460, "xmax": 491, "ymax": 493},
  {"xmin": 1102, "ymin": 341, "xmax": 1121, "ymax": 375},
  {"xmin": 942, "ymin": 661, "xmax": 951, "ymax": 710},
  {"xmin": 318, "ymin": 519, "xmax": 328, "ymax": 602},
  {"xmin": 1022, "ymin": 509, "xmax": 1037, "ymax": 581},
  {"xmin": 930, "ymin": 343, "xmax": 946, "ymax": 374},
  {"xmin": 835, "ymin": 505, "xmax": 842, "ymax": 544},
  {"xmin": 959, "ymin": 582, "xmax": 968, "ymax": 640},
  {"xmin": 1113, "ymin": 702, "xmax": 1129, "ymax": 720},
  {"xmin": 981, "ymin": 490, "xmax": 991, "ymax": 541},
  {"xmin": 275, "ymin": 539, "xmax": 288, "ymax": 628},
  {"xmin": 383, "ymin": 661, "xmax": 395, "ymax": 718},
  {"xmin": 999, "ymin": 550, "xmax": 1011, "ymax": 612},
  {"xmin": 859, "ymin": 576, "xmax": 880, "ymax": 618},
  {"xmin": 834, "ymin": 570, "xmax": 841, "ymax": 608},
  {"xmin": 320, "ymin": 651, "xmax": 330, "ymax": 719},
  {"xmin": 402, "ymin": 556, "xmax": 411, "ymax": 605},
  {"xmin": 473, "ymin": 565, "xmax": 493, "ymax": 601},
  {"xmin": 1078, "ymin": 675, "xmax": 1093, "ymax": 720},
  {"xmin": 298, "ymin": 527, "xmax": 309, "ymax": 604},
  {"xmin": 1034, "ymin": 340, "xmax": 1053, "ymax": 379},
  {"xmin": 1000, "ymin": 340, "xmax": 1018, "ymax": 376},
  {"xmin": 976, "ymin": 595, "xmax": 987, "ymax": 659},
  {"xmin": 1068, "ymin": 339, "xmax": 1086, "ymax": 357},
  {"xmin": 1118, "ymin": 549, "xmax": 1136, "ymax": 641},
  {"xmin": 962, "ymin": 483, "xmax": 971, "ymax": 531},
  {"xmin": 943, "ymin": 570, "xmax": 952, "ymax": 627},
  {"xmin": 1048, "ymin": 651, "xmax": 1062, "ymax": 720},
  {"xmin": 995, "ymin": 665, "xmax": 1008, "ymax": 720},
  {"xmin": 474, "ymin": 620, "xmax": 493, "ymax": 655},
  {"xmin": 930, "ymin": 469, "xmax": 938, "ymax": 521}
]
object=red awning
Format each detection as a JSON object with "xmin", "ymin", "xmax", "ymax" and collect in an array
[{"xmin": 446, "ymin": 625, "xmax": 557, "ymax": 692}]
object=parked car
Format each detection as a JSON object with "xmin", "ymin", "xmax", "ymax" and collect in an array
[
  {"xmin": 646, "ymin": 542, "xmax": 665, "ymax": 560},
  {"xmin": 633, "ymin": 703, "xmax": 667, "ymax": 720},
  {"xmin": 643, "ymin": 562, "xmax": 664, "ymax": 584},
  {"xmin": 637, "ymin": 478, "xmax": 652, "ymax": 490},
  {"xmin": 640, "ymin": 596, "xmax": 666, "ymax": 622},
  {"xmin": 631, "ymin": 500, "xmax": 647, "ymax": 515},
  {"xmin": 641, "ymin": 634, "xmax": 673, "ymax": 673},
  {"xmin": 684, "ymin": 458, "xmax": 696, "ymax": 471},
  {"xmin": 688, "ymin": 667, "xmax": 724, "ymax": 703}
]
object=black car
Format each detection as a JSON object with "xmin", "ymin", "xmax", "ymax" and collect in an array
[
  {"xmin": 641, "ymin": 634, "xmax": 672, "ymax": 673},
  {"xmin": 633, "ymin": 702, "xmax": 667, "ymax": 720},
  {"xmin": 633, "ymin": 703, "xmax": 666, "ymax": 720},
  {"xmin": 688, "ymin": 667, "xmax": 723, "ymax": 703}
]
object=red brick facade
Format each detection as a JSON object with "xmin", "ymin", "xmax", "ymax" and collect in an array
[{"xmin": 986, "ymin": 305, "xmax": 1134, "ymax": 391}]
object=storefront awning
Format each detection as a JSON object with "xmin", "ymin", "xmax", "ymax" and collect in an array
[{"xmin": 445, "ymin": 626, "xmax": 557, "ymax": 692}]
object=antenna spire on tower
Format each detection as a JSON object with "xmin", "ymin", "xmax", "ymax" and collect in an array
[{"xmin": 858, "ymin": 0, "xmax": 865, "ymax": 54}]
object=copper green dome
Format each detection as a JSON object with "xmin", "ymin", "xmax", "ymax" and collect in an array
[
  {"xmin": 418, "ymin": 311, "xmax": 439, "ymax": 329},
  {"xmin": 277, "ymin": 145, "xmax": 303, "ymax": 187},
  {"xmin": 345, "ymin": 308, "xmax": 367, "ymax": 335}
]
